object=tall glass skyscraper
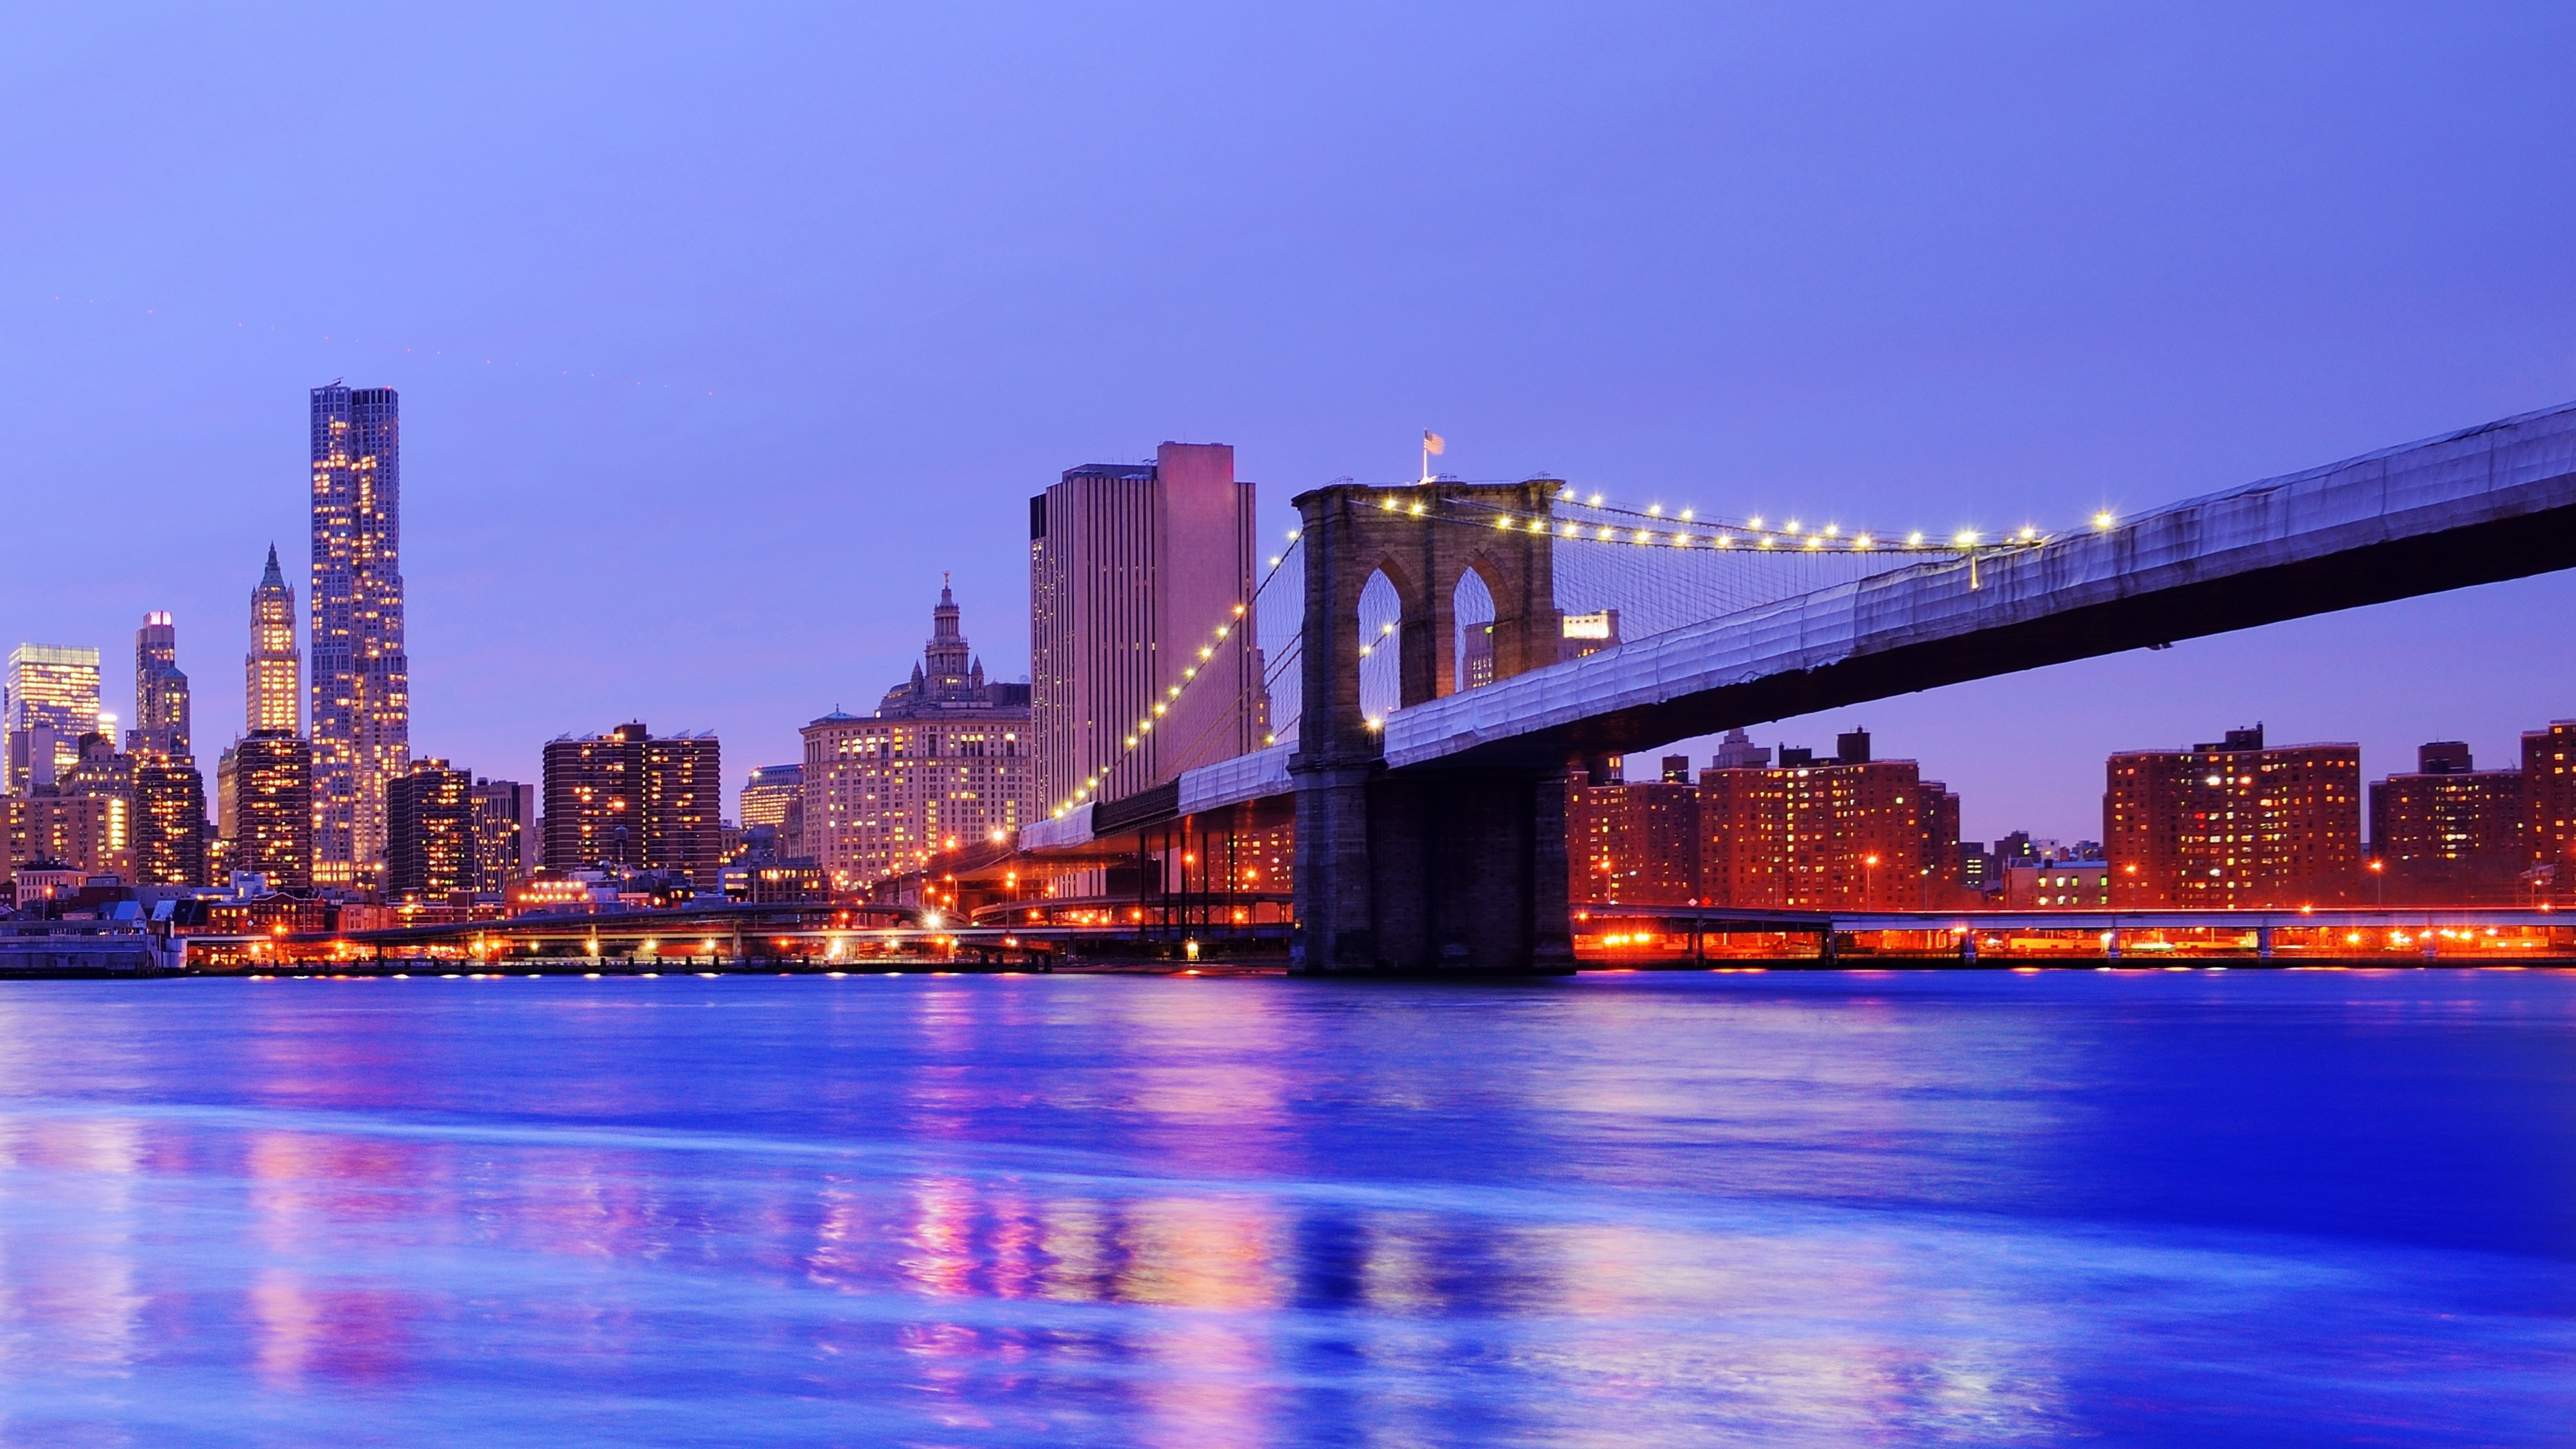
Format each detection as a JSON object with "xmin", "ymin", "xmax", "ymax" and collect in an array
[
  {"xmin": 309, "ymin": 384, "xmax": 410, "ymax": 887},
  {"xmin": 5, "ymin": 643, "xmax": 103, "ymax": 794}
]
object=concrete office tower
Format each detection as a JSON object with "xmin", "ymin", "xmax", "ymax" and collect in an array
[
  {"xmin": 386, "ymin": 759, "xmax": 476, "ymax": 900},
  {"xmin": 130, "ymin": 613, "xmax": 191, "ymax": 757},
  {"xmin": 247, "ymin": 545, "xmax": 301, "ymax": 736},
  {"xmin": 5, "ymin": 644, "xmax": 103, "ymax": 795},
  {"xmin": 309, "ymin": 384, "xmax": 410, "ymax": 887},
  {"xmin": 1030, "ymin": 443, "xmax": 1264, "ymax": 816},
  {"xmin": 132, "ymin": 755, "xmax": 208, "ymax": 885},
  {"xmin": 468, "ymin": 777, "xmax": 535, "ymax": 895},
  {"xmin": 5, "ymin": 734, "xmax": 134, "ymax": 883},
  {"xmin": 219, "ymin": 734, "xmax": 313, "ymax": 888}
]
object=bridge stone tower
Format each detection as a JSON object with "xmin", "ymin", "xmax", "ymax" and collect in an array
[{"xmin": 1289, "ymin": 480, "xmax": 1574, "ymax": 973}]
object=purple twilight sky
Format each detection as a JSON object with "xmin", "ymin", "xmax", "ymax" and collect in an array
[{"xmin": 4, "ymin": 5, "xmax": 2574, "ymax": 843}]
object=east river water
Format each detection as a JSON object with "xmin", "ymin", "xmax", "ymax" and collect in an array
[{"xmin": 0, "ymin": 969, "xmax": 2568, "ymax": 1446}]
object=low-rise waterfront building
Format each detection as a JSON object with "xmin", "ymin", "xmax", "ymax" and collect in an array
[{"xmin": 2105, "ymin": 724, "xmax": 2361, "ymax": 908}]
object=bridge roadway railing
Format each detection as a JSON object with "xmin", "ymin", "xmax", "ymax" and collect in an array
[{"xmin": 1384, "ymin": 399, "xmax": 2576, "ymax": 769}]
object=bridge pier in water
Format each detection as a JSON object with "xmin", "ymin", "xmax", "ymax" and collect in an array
[{"xmin": 1289, "ymin": 480, "xmax": 1576, "ymax": 973}]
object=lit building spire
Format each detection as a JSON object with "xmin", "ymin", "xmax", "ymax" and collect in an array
[{"xmin": 246, "ymin": 544, "xmax": 302, "ymax": 737}]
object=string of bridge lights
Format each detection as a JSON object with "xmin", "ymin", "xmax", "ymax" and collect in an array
[
  {"xmin": 1051, "ymin": 479, "xmax": 2125, "ymax": 818},
  {"xmin": 1409, "ymin": 485, "xmax": 2118, "ymax": 553},
  {"xmin": 1049, "ymin": 533, "xmax": 1306, "ymax": 820}
]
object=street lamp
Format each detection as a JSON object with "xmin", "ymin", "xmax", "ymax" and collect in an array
[{"xmin": 2368, "ymin": 858, "xmax": 2385, "ymax": 909}]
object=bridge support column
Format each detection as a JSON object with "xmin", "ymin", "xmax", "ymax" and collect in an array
[
  {"xmin": 1289, "ymin": 763, "xmax": 1379, "ymax": 971},
  {"xmin": 1291, "ymin": 761, "xmax": 1574, "ymax": 973},
  {"xmin": 2257, "ymin": 926, "xmax": 2273, "ymax": 961},
  {"xmin": 2105, "ymin": 927, "xmax": 2121, "ymax": 961},
  {"xmin": 1287, "ymin": 478, "xmax": 1573, "ymax": 975}
]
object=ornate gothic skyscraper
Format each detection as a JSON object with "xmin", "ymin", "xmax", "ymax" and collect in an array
[
  {"xmin": 247, "ymin": 544, "xmax": 301, "ymax": 736},
  {"xmin": 219, "ymin": 543, "xmax": 315, "ymax": 888},
  {"xmin": 308, "ymin": 384, "xmax": 410, "ymax": 887}
]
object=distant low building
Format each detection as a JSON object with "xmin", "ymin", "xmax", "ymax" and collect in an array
[
  {"xmin": 541, "ymin": 724, "xmax": 722, "ymax": 888},
  {"xmin": 2370, "ymin": 741, "xmax": 2525, "ymax": 904},
  {"xmin": 2004, "ymin": 860, "xmax": 2109, "ymax": 909},
  {"xmin": 2106, "ymin": 724, "xmax": 2361, "ymax": 908},
  {"xmin": 11, "ymin": 861, "xmax": 87, "ymax": 904},
  {"xmin": 1960, "ymin": 842, "xmax": 1994, "ymax": 895},
  {"xmin": 1697, "ymin": 730, "xmax": 1959, "ymax": 910},
  {"xmin": 1560, "ymin": 609, "xmax": 1621, "ymax": 661}
]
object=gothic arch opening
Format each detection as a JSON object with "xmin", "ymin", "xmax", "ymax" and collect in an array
[
  {"xmin": 1451, "ymin": 568, "xmax": 1497, "ymax": 694},
  {"xmin": 1357, "ymin": 568, "xmax": 1403, "ymax": 727}
]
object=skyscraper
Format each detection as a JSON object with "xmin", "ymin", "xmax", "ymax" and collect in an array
[
  {"xmin": 5, "ymin": 645, "xmax": 102, "ymax": 794},
  {"xmin": 130, "ymin": 613, "xmax": 191, "ymax": 757},
  {"xmin": 247, "ymin": 545, "xmax": 301, "ymax": 736},
  {"xmin": 1029, "ymin": 443, "xmax": 1264, "ymax": 816},
  {"xmin": 120, "ymin": 614, "xmax": 208, "ymax": 885},
  {"xmin": 309, "ymin": 384, "xmax": 409, "ymax": 888},
  {"xmin": 132, "ymin": 755, "xmax": 209, "ymax": 886},
  {"xmin": 217, "ymin": 545, "xmax": 315, "ymax": 888}
]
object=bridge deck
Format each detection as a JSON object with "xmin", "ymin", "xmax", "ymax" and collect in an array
[{"xmin": 1387, "ymin": 400, "xmax": 2576, "ymax": 767}]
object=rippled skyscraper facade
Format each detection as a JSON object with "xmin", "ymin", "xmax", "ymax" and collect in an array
[{"xmin": 308, "ymin": 384, "xmax": 409, "ymax": 888}]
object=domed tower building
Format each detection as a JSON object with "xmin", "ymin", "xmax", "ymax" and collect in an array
[{"xmin": 800, "ymin": 580, "xmax": 1034, "ymax": 892}]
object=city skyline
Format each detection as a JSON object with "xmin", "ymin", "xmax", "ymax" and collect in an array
[
  {"xmin": 10, "ymin": 398, "xmax": 2576, "ymax": 849},
  {"xmin": 5, "ymin": 9, "xmax": 2576, "ymax": 841}
]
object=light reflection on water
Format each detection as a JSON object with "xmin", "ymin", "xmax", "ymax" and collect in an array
[{"xmin": 0, "ymin": 972, "xmax": 2567, "ymax": 1446}]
